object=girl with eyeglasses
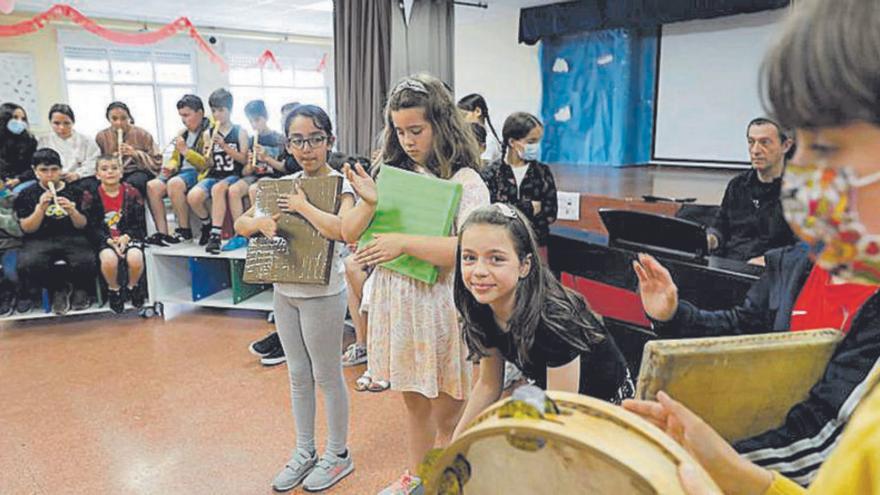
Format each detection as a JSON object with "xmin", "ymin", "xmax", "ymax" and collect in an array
[{"xmin": 234, "ymin": 104, "xmax": 355, "ymax": 493}]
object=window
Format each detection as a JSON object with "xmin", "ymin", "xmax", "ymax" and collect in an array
[
  {"xmin": 228, "ymin": 54, "xmax": 330, "ymax": 132},
  {"xmin": 62, "ymin": 47, "xmax": 196, "ymax": 148}
]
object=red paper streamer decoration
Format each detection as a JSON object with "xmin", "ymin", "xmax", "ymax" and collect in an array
[
  {"xmin": 0, "ymin": 4, "xmax": 228, "ymax": 71},
  {"xmin": 255, "ymin": 49, "xmax": 282, "ymax": 71}
]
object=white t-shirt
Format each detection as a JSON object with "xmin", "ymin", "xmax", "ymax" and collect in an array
[
  {"xmin": 511, "ymin": 163, "xmax": 529, "ymax": 190},
  {"xmin": 38, "ymin": 131, "xmax": 100, "ymax": 177},
  {"xmin": 482, "ymin": 134, "xmax": 502, "ymax": 163},
  {"xmin": 272, "ymin": 168, "xmax": 356, "ymax": 299}
]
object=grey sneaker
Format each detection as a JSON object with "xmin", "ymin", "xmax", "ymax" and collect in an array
[
  {"xmin": 272, "ymin": 448, "xmax": 317, "ymax": 492},
  {"xmin": 303, "ymin": 450, "xmax": 354, "ymax": 492}
]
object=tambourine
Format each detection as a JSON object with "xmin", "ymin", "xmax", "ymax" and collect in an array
[{"xmin": 422, "ymin": 390, "xmax": 720, "ymax": 494}]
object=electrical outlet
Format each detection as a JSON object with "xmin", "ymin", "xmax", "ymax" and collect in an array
[{"xmin": 557, "ymin": 191, "xmax": 580, "ymax": 220}]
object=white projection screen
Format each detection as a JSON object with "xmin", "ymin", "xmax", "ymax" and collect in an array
[{"xmin": 653, "ymin": 9, "xmax": 788, "ymax": 166}]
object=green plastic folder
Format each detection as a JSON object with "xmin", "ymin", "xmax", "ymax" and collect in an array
[{"xmin": 358, "ymin": 166, "xmax": 463, "ymax": 285}]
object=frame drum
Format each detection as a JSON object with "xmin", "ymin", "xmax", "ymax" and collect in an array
[{"xmin": 423, "ymin": 391, "xmax": 720, "ymax": 494}]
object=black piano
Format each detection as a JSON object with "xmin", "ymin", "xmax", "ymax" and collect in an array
[{"xmin": 549, "ymin": 211, "xmax": 764, "ymax": 372}]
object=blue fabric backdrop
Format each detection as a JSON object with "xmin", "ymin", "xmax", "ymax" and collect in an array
[{"xmin": 540, "ymin": 28, "xmax": 657, "ymax": 167}]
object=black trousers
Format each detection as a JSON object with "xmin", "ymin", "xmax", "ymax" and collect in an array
[
  {"xmin": 17, "ymin": 236, "xmax": 96, "ymax": 292},
  {"xmin": 122, "ymin": 170, "xmax": 153, "ymax": 198}
]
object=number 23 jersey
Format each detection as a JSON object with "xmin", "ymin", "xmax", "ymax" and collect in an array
[{"xmin": 209, "ymin": 124, "xmax": 244, "ymax": 178}]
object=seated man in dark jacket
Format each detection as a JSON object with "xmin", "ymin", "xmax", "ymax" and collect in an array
[
  {"xmin": 633, "ymin": 245, "xmax": 880, "ymax": 485},
  {"xmin": 708, "ymin": 118, "xmax": 799, "ymax": 262}
]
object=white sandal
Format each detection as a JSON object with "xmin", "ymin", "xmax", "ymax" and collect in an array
[{"xmin": 355, "ymin": 370, "xmax": 372, "ymax": 392}]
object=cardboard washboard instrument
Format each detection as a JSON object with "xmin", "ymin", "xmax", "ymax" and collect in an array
[
  {"xmin": 636, "ymin": 329, "xmax": 843, "ymax": 442},
  {"xmin": 243, "ymin": 176, "xmax": 343, "ymax": 284},
  {"xmin": 422, "ymin": 391, "xmax": 721, "ymax": 494},
  {"xmin": 358, "ymin": 166, "xmax": 462, "ymax": 285}
]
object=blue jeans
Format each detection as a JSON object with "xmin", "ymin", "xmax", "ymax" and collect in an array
[
  {"xmin": 193, "ymin": 175, "xmax": 239, "ymax": 198},
  {"xmin": 159, "ymin": 167, "xmax": 199, "ymax": 190}
]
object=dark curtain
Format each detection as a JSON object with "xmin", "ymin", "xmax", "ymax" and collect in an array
[
  {"xmin": 334, "ymin": 0, "xmax": 394, "ymax": 156},
  {"xmin": 519, "ymin": 0, "xmax": 790, "ymax": 45}
]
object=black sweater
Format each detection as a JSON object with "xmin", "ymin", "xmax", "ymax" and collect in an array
[{"xmin": 654, "ymin": 243, "xmax": 880, "ymax": 485}]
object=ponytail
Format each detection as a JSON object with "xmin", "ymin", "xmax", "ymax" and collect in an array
[{"xmin": 484, "ymin": 113, "xmax": 501, "ymax": 148}]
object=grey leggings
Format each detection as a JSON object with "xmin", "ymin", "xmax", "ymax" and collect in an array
[{"xmin": 273, "ymin": 290, "xmax": 349, "ymax": 455}]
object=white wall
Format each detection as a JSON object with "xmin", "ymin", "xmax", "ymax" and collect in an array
[{"xmin": 455, "ymin": 10, "xmax": 542, "ymax": 139}]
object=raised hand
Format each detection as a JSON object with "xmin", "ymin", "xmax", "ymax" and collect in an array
[
  {"xmin": 342, "ymin": 162, "xmax": 377, "ymax": 206},
  {"xmin": 632, "ymin": 253, "xmax": 679, "ymax": 322}
]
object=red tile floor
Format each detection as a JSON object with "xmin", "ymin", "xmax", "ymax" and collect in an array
[{"xmin": 1, "ymin": 307, "xmax": 414, "ymax": 494}]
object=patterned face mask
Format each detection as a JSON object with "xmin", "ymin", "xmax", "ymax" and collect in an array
[{"xmin": 782, "ymin": 163, "xmax": 880, "ymax": 284}]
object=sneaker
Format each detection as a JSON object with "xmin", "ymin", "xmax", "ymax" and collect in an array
[
  {"xmin": 342, "ymin": 343, "xmax": 367, "ymax": 367},
  {"xmin": 129, "ymin": 284, "xmax": 146, "ymax": 309},
  {"xmin": 261, "ymin": 345, "xmax": 286, "ymax": 367},
  {"xmin": 272, "ymin": 448, "xmax": 317, "ymax": 492},
  {"xmin": 173, "ymin": 227, "xmax": 193, "ymax": 243},
  {"xmin": 108, "ymin": 289, "xmax": 125, "ymax": 314},
  {"xmin": 0, "ymin": 297, "xmax": 13, "ymax": 316},
  {"xmin": 249, "ymin": 332, "xmax": 281, "ymax": 357},
  {"xmin": 0, "ymin": 289, "xmax": 14, "ymax": 316},
  {"xmin": 70, "ymin": 289, "xmax": 91, "ymax": 311},
  {"xmin": 51, "ymin": 286, "xmax": 71, "ymax": 315},
  {"xmin": 15, "ymin": 294, "xmax": 34, "ymax": 314},
  {"xmin": 198, "ymin": 223, "xmax": 212, "ymax": 246},
  {"xmin": 303, "ymin": 450, "xmax": 354, "ymax": 492},
  {"xmin": 145, "ymin": 232, "xmax": 175, "ymax": 247},
  {"xmin": 205, "ymin": 234, "xmax": 221, "ymax": 254},
  {"xmin": 503, "ymin": 361, "xmax": 524, "ymax": 390},
  {"xmin": 221, "ymin": 235, "xmax": 248, "ymax": 252},
  {"xmin": 378, "ymin": 472, "xmax": 424, "ymax": 495}
]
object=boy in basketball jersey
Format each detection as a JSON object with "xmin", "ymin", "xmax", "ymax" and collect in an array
[{"xmin": 186, "ymin": 88, "xmax": 249, "ymax": 254}]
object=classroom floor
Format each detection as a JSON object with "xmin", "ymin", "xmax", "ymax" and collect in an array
[{"xmin": 1, "ymin": 306, "xmax": 411, "ymax": 494}]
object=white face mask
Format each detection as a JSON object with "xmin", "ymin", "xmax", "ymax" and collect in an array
[{"xmin": 782, "ymin": 163, "xmax": 880, "ymax": 284}]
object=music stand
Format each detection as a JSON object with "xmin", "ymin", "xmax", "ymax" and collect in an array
[{"xmin": 599, "ymin": 209, "xmax": 709, "ymax": 260}]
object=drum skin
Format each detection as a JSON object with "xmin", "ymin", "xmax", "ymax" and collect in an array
[{"xmin": 423, "ymin": 392, "xmax": 720, "ymax": 494}]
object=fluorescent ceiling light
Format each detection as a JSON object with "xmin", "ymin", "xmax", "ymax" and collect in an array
[{"xmin": 300, "ymin": 1, "xmax": 333, "ymax": 12}]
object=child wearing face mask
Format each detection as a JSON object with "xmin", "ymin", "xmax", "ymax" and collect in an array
[
  {"xmin": 623, "ymin": 0, "xmax": 880, "ymax": 491},
  {"xmin": 480, "ymin": 112, "xmax": 558, "ymax": 263},
  {"xmin": 0, "ymin": 103, "xmax": 38, "ymax": 192}
]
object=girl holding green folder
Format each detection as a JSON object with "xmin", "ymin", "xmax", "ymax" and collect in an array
[{"xmin": 341, "ymin": 74, "xmax": 490, "ymax": 495}]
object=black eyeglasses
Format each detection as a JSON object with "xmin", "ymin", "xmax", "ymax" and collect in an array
[{"xmin": 288, "ymin": 135, "xmax": 328, "ymax": 149}]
